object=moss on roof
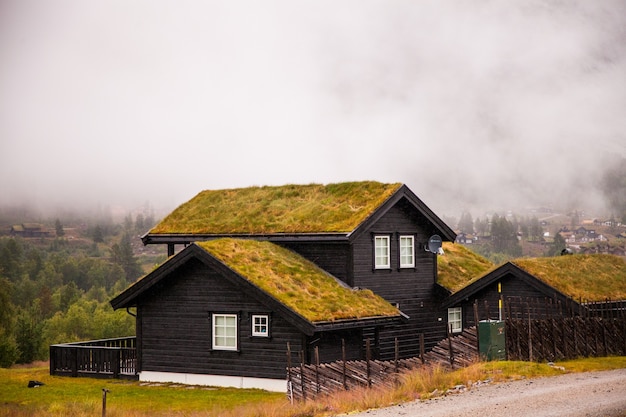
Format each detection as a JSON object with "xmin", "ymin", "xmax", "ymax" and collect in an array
[
  {"xmin": 197, "ymin": 238, "xmax": 399, "ymax": 322},
  {"xmin": 150, "ymin": 181, "xmax": 402, "ymax": 235},
  {"xmin": 511, "ymin": 254, "xmax": 626, "ymax": 302},
  {"xmin": 437, "ymin": 242, "xmax": 495, "ymax": 292}
]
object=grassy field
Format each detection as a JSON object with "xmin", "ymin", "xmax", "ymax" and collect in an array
[{"xmin": 2, "ymin": 357, "xmax": 626, "ymax": 417}]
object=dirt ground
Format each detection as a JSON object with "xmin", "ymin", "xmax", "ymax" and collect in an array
[{"xmin": 346, "ymin": 368, "xmax": 626, "ymax": 417}]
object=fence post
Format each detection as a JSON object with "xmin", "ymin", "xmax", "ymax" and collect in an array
[
  {"xmin": 447, "ymin": 324, "xmax": 454, "ymax": 366},
  {"xmin": 419, "ymin": 333, "xmax": 425, "ymax": 364},
  {"xmin": 299, "ymin": 350, "xmax": 306, "ymax": 400},
  {"xmin": 528, "ymin": 310, "xmax": 533, "ymax": 362},
  {"xmin": 342, "ymin": 339, "xmax": 347, "ymax": 391},
  {"xmin": 72, "ymin": 347, "xmax": 78, "ymax": 377},
  {"xmin": 113, "ymin": 350, "xmax": 121, "ymax": 379},
  {"xmin": 366, "ymin": 339, "xmax": 371, "ymax": 388},
  {"xmin": 286, "ymin": 342, "xmax": 291, "ymax": 386},
  {"xmin": 394, "ymin": 337, "xmax": 399, "ymax": 374},
  {"xmin": 314, "ymin": 346, "xmax": 320, "ymax": 394}
]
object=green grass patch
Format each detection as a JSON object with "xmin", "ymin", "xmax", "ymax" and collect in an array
[
  {"xmin": 0, "ymin": 366, "xmax": 283, "ymax": 416},
  {"xmin": 437, "ymin": 242, "xmax": 494, "ymax": 292},
  {"xmin": 199, "ymin": 239, "xmax": 400, "ymax": 322},
  {"xmin": 512, "ymin": 254, "xmax": 626, "ymax": 301},
  {"xmin": 149, "ymin": 181, "xmax": 402, "ymax": 235}
]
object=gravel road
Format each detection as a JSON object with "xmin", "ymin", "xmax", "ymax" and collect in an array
[{"xmin": 346, "ymin": 368, "xmax": 626, "ymax": 417}]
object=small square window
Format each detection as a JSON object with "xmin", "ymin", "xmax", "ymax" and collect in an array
[
  {"xmin": 212, "ymin": 313, "xmax": 238, "ymax": 350},
  {"xmin": 399, "ymin": 236, "xmax": 415, "ymax": 268},
  {"xmin": 252, "ymin": 315, "xmax": 269, "ymax": 337},
  {"xmin": 374, "ymin": 236, "xmax": 390, "ymax": 269},
  {"xmin": 448, "ymin": 307, "xmax": 462, "ymax": 333}
]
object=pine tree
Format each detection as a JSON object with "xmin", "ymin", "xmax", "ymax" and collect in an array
[{"xmin": 55, "ymin": 219, "xmax": 65, "ymax": 237}]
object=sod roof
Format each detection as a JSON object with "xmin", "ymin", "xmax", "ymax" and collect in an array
[
  {"xmin": 437, "ymin": 242, "xmax": 494, "ymax": 292},
  {"xmin": 510, "ymin": 254, "xmax": 626, "ymax": 302},
  {"xmin": 197, "ymin": 238, "xmax": 400, "ymax": 322},
  {"xmin": 149, "ymin": 181, "xmax": 403, "ymax": 235}
]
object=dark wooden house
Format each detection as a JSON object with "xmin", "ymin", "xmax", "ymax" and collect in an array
[
  {"xmin": 442, "ymin": 254, "xmax": 626, "ymax": 332},
  {"xmin": 10, "ymin": 223, "xmax": 50, "ymax": 238},
  {"xmin": 111, "ymin": 181, "xmax": 457, "ymax": 390}
]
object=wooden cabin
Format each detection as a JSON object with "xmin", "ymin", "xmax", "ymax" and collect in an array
[
  {"xmin": 110, "ymin": 181, "xmax": 457, "ymax": 390},
  {"xmin": 442, "ymin": 254, "xmax": 626, "ymax": 332}
]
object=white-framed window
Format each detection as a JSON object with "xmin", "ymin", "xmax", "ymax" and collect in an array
[
  {"xmin": 252, "ymin": 314, "xmax": 269, "ymax": 337},
  {"xmin": 448, "ymin": 307, "xmax": 462, "ymax": 333},
  {"xmin": 374, "ymin": 235, "xmax": 390, "ymax": 269},
  {"xmin": 212, "ymin": 313, "xmax": 238, "ymax": 350},
  {"xmin": 399, "ymin": 235, "xmax": 415, "ymax": 268}
]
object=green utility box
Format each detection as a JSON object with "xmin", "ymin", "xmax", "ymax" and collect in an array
[{"xmin": 478, "ymin": 320, "xmax": 506, "ymax": 361}]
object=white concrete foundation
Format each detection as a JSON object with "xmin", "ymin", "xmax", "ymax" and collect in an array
[{"xmin": 139, "ymin": 371, "xmax": 287, "ymax": 392}]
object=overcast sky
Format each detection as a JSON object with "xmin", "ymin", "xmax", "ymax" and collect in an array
[{"xmin": 1, "ymin": 1, "xmax": 625, "ymax": 219}]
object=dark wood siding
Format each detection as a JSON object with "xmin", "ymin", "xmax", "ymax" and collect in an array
[
  {"xmin": 455, "ymin": 273, "xmax": 575, "ymax": 328},
  {"xmin": 352, "ymin": 200, "xmax": 449, "ymax": 359},
  {"xmin": 306, "ymin": 329, "xmax": 363, "ymax": 363},
  {"xmin": 278, "ymin": 241, "xmax": 352, "ymax": 285},
  {"xmin": 137, "ymin": 259, "xmax": 305, "ymax": 380}
]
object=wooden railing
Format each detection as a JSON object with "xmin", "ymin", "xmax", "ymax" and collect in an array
[{"xmin": 50, "ymin": 336, "xmax": 137, "ymax": 380}]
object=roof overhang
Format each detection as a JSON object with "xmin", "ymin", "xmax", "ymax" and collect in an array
[{"xmin": 312, "ymin": 314, "xmax": 406, "ymax": 333}]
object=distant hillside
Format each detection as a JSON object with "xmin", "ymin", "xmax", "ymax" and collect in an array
[{"xmin": 437, "ymin": 242, "xmax": 494, "ymax": 292}]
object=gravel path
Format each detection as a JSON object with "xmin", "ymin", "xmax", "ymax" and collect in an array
[{"xmin": 346, "ymin": 369, "xmax": 626, "ymax": 417}]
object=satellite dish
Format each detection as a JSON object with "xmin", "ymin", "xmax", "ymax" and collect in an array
[{"xmin": 427, "ymin": 235, "xmax": 442, "ymax": 254}]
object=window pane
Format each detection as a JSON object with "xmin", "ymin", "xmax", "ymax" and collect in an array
[
  {"xmin": 252, "ymin": 315, "xmax": 269, "ymax": 337},
  {"xmin": 213, "ymin": 314, "xmax": 237, "ymax": 350},
  {"xmin": 400, "ymin": 236, "xmax": 414, "ymax": 267},
  {"xmin": 448, "ymin": 307, "xmax": 462, "ymax": 333},
  {"xmin": 375, "ymin": 236, "xmax": 390, "ymax": 268}
]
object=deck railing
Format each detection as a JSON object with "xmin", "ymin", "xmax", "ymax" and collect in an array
[{"xmin": 50, "ymin": 336, "xmax": 137, "ymax": 380}]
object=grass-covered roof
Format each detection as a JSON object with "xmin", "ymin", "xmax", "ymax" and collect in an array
[
  {"xmin": 437, "ymin": 242, "xmax": 494, "ymax": 292},
  {"xmin": 197, "ymin": 238, "xmax": 400, "ymax": 322},
  {"xmin": 150, "ymin": 181, "xmax": 403, "ymax": 235},
  {"xmin": 511, "ymin": 254, "xmax": 626, "ymax": 302}
]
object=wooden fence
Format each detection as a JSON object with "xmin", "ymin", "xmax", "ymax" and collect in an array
[
  {"xmin": 287, "ymin": 299, "xmax": 626, "ymax": 401},
  {"xmin": 50, "ymin": 336, "xmax": 137, "ymax": 380},
  {"xmin": 506, "ymin": 316, "xmax": 626, "ymax": 361},
  {"xmin": 286, "ymin": 328, "xmax": 479, "ymax": 401}
]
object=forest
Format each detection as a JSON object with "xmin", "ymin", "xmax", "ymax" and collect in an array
[{"xmin": 0, "ymin": 209, "xmax": 166, "ymax": 368}]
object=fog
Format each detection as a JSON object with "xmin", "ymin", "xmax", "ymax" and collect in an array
[{"xmin": 1, "ymin": 1, "xmax": 625, "ymax": 219}]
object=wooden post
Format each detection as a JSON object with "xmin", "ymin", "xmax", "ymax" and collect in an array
[
  {"xmin": 366, "ymin": 338, "xmax": 371, "ymax": 387},
  {"xmin": 71, "ymin": 347, "xmax": 78, "ymax": 377},
  {"xmin": 299, "ymin": 350, "xmax": 306, "ymax": 400},
  {"xmin": 286, "ymin": 342, "xmax": 291, "ymax": 383},
  {"xmin": 419, "ymin": 333, "xmax": 425, "ymax": 364},
  {"xmin": 447, "ymin": 324, "xmax": 454, "ymax": 366},
  {"xmin": 314, "ymin": 346, "xmax": 320, "ymax": 394},
  {"xmin": 473, "ymin": 300, "xmax": 479, "ymax": 327},
  {"xmin": 474, "ymin": 301, "xmax": 480, "ymax": 355},
  {"xmin": 342, "ymin": 339, "xmax": 347, "ymax": 390},
  {"xmin": 113, "ymin": 350, "xmax": 121, "ymax": 379},
  {"xmin": 394, "ymin": 337, "xmax": 399, "ymax": 374},
  {"xmin": 528, "ymin": 309, "xmax": 533, "ymax": 362},
  {"xmin": 102, "ymin": 389, "xmax": 109, "ymax": 417}
]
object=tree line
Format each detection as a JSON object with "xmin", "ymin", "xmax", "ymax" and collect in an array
[
  {"xmin": 455, "ymin": 211, "xmax": 566, "ymax": 262},
  {"xmin": 0, "ymin": 212, "xmax": 162, "ymax": 367}
]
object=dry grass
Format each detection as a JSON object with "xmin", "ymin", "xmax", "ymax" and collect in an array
[
  {"xmin": 512, "ymin": 254, "xmax": 626, "ymax": 301},
  {"xmin": 198, "ymin": 239, "xmax": 399, "ymax": 322},
  {"xmin": 3, "ymin": 358, "xmax": 626, "ymax": 417},
  {"xmin": 437, "ymin": 242, "xmax": 494, "ymax": 292},
  {"xmin": 150, "ymin": 181, "xmax": 402, "ymax": 235}
]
